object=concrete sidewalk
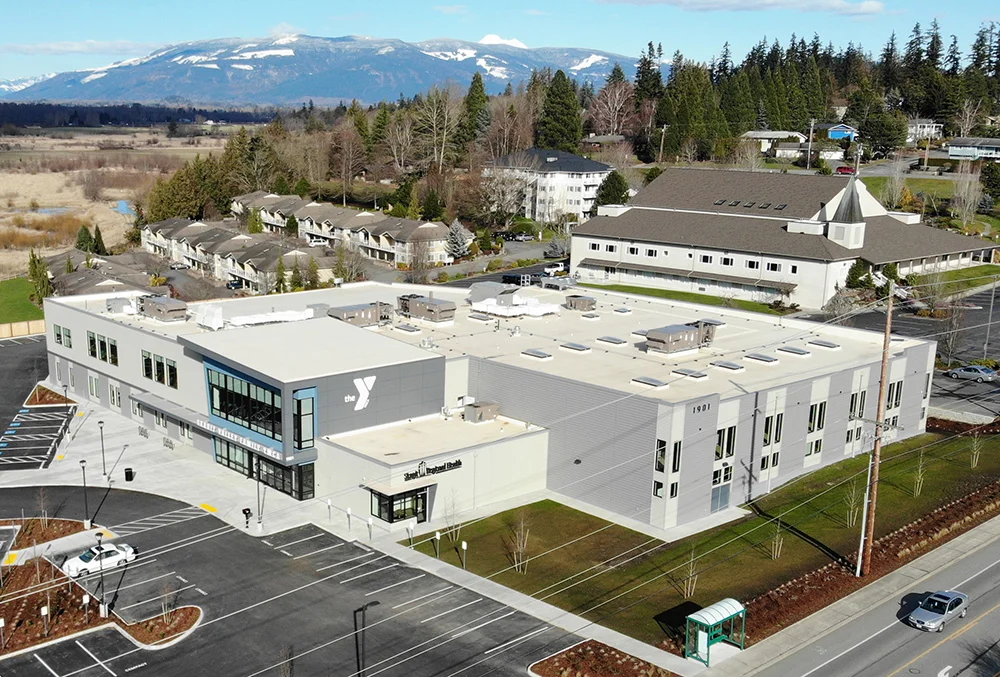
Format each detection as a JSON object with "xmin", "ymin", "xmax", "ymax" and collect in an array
[{"xmin": 700, "ymin": 510, "xmax": 1000, "ymax": 677}]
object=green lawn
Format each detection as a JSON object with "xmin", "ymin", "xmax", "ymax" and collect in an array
[
  {"xmin": 0, "ymin": 278, "xmax": 43, "ymax": 323},
  {"xmin": 913, "ymin": 263, "xmax": 1000, "ymax": 296},
  {"xmin": 862, "ymin": 176, "xmax": 955, "ymax": 200},
  {"xmin": 412, "ymin": 432, "xmax": 1000, "ymax": 647},
  {"xmin": 578, "ymin": 282, "xmax": 782, "ymax": 315}
]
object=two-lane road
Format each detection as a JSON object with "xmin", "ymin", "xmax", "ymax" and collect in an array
[{"xmin": 755, "ymin": 535, "xmax": 1000, "ymax": 677}]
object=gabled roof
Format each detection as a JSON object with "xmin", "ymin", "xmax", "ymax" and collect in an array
[
  {"xmin": 262, "ymin": 197, "xmax": 311, "ymax": 216},
  {"xmin": 816, "ymin": 123, "xmax": 858, "ymax": 131},
  {"xmin": 951, "ymin": 137, "xmax": 1000, "ymax": 148},
  {"xmin": 632, "ymin": 168, "xmax": 847, "ymax": 220},
  {"xmin": 491, "ymin": 148, "xmax": 613, "ymax": 174},
  {"xmin": 367, "ymin": 218, "xmax": 450, "ymax": 243},
  {"xmin": 145, "ymin": 218, "xmax": 198, "ymax": 238},
  {"xmin": 831, "ymin": 177, "xmax": 864, "ymax": 224},
  {"xmin": 231, "ymin": 190, "xmax": 272, "ymax": 204},
  {"xmin": 741, "ymin": 130, "xmax": 806, "ymax": 140}
]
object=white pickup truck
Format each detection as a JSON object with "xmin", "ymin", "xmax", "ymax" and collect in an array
[{"xmin": 543, "ymin": 263, "xmax": 565, "ymax": 276}]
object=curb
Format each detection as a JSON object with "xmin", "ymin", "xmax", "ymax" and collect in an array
[{"xmin": 708, "ymin": 511, "xmax": 1000, "ymax": 677}]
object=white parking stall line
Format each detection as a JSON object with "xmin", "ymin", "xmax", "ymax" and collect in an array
[
  {"xmin": 76, "ymin": 640, "xmax": 117, "ymax": 676},
  {"xmin": 109, "ymin": 507, "xmax": 204, "ymax": 530},
  {"xmin": 112, "ymin": 571, "xmax": 177, "ymax": 593},
  {"xmin": 339, "ymin": 563, "xmax": 398, "ymax": 584},
  {"xmin": 71, "ymin": 559, "xmax": 158, "ymax": 586},
  {"xmin": 365, "ymin": 573, "xmax": 425, "ymax": 596},
  {"xmin": 315, "ymin": 551, "xmax": 377, "ymax": 572},
  {"xmin": 319, "ymin": 554, "xmax": 381, "ymax": 577},
  {"xmin": 195, "ymin": 588, "xmax": 208, "ymax": 596},
  {"xmin": 392, "ymin": 585, "xmax": 454, "ymax": 609},
  {"xmin": 420, "ymin": 598, "xmax": 482, "ymax": 624},
  {"xmin": 176, "ymin": 575, "xmax": 188, "ymax": 583},
  {"xmin": 0, "ymin": 457, "xmax": 45, "ymax": 465},
  {"xmin": 33, "ymin": 653, "xmax": 60, "ymax": 676},
  {"xmin": 483, "ymin": 626, "xmax": 550, "ymax": 654},
  {"xmin": 110, "ymin": 512, "xmax": 211, "ymax": 537},
  {"xmin": 280, "ymin": 550, "xmax": 293, "ymax": 557},
  {"xmin": 119, "ymin": 584, "xmax": 196, "ymax": 611},
  {"xmin": 271, "ymin": 533, "xmax": 323, "ymax": 549},
  {"xmin": 450, "ymin": 610, "xmax": 516, "ymax": 639},
  {"xmin": 292, "ymin": 543, "xmax": 344, "ymax": 560}
]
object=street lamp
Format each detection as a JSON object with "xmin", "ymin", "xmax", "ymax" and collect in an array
[
  {"xmin": 62, "ymin": 384, "xmax": 69, "ymax": 416},
  {"xmin": 95, "ymin": 532, "xmax": 106, "ymax": 610},
  {"xmin": 354, "ymin": 600, "xmax": 380, "ymax": 677},
  {"xmin": 98, "ymin": 420, "xmax": 106, "ymax": 477},
  {"xmin": 80, "ymin": 459, "xmax": 90, "ymax": 529}
]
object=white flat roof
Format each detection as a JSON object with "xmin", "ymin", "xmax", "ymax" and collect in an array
[
  {"xmin": 51, "ymin": 281, "xmax": 929, "ymax": 402},
  {"xmin": 326, "ymin": 414, "xmax": 540, "ymax": 465}
]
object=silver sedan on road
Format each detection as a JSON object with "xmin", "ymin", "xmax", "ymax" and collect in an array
[
  {"xmin": 907, "ymin": 590, "xmax": 969, "ymax": 632},
  {"xmin": 944, "ymin": 366, "xmax": 998, "ymax": 383}
]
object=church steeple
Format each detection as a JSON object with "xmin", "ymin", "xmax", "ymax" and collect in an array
[{"xmin": 831, "ymin": 175, "xmax": 864, "ymax": 224}]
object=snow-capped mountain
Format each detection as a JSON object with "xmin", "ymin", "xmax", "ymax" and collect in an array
[
  {"xmin": 3, "ymin": 34, "xmax": 636, "ymax": 106},
  {"xmin": 0, "ymin": 73, "xmax": 56, "ymax": 95}
]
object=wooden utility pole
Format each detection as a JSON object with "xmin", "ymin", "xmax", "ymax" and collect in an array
[
  {"xmin": 859, "ymin": 280, "xmax": 894, "ymax": 576},
  {"xmin": 806, "ymin": 118, "xmax": 816, "ymax": 171},
  {"xmin": 657, "ymin": 124, "xmax": 668, "ymax": 164}
]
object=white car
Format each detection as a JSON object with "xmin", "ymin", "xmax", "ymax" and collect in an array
[
  {"xmin": 543, "ymin": 263, "xmax": 565, "ymax": 276},
  {"xmin": 64, "ymin": 543, "xmax": 136, "ymax": 577}
]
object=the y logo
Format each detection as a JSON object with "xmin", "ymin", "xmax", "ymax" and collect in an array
[{"xmin": 352, "ymin": 376, "xmax": 377, "ymax": 411}]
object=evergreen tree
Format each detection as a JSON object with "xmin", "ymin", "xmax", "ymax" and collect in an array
[
  {"xmin": 293, "ymin": 178, "xmax": 312, "ymax": 198},
  {"xmin": 982, "ymin": 162, "xmax": 1000, "ymax": 202},
  {"xmin": 92, "ymin": 225, "xmax": 108, "ymax": 256},
  {"xmin": 926, "ymin": 19, "xmax": 943, "ymax": 69},
  {"xmin": 76, "ymin": 225, "xmax": 94, "ymax": 252},
  {"xmin": 65, "ymin": 255, "xmax": 74, "ymax": 274},
  {"xmin": 593, "ymin": 171, "xmax": 630, "ymax": 212},
  {"xmin": 405, "ymin": 191, "xmax": 422, "ymax": 221},
  {"xmin": 535, "ymin": 70, "xmax": 583, "ymax": 153},
  {"xmin": 457, "ymin": 73, "xmax": 490, "ymax": 148},
  {"xmin": 903, "ymin": 23, "xmax": 924, "ymax": 72},
  {"xmin": 348, "ymin": 100, "xmax": 370, "ymax": 147},
  {"xmin": 860, "ymin": 110, "xmax": 908, "ymax": 156},
  {"xmin": 421, "ymin": 190, "xmax": 445, "ymax": 221},
  {"xmin": 371, "ymin": 105, "xmax": 390, "ymax": 151},
  {"xmin": 845, "ymin": 259, "xmax": 868, "ymax": 288},
  {"xmin": 274, "ymin": 258, "xmax": 287, "ymax": 294},
  {"xmin": 272, "ymin": 175, "xmax": 291, "ymax": 194},
  {"xmin": 289, "ymin": 262, "xmax": 303, "ymax": 290},
  {"xmin": 285, "ymin": 214, "xmax": 299, "ymax": 238},
  {"xmin": 606, "ymin": 63, "xmax": 627, "ymax": 85},
  {"xmin": 879, "ymin": 33, "xmax": 902, "ymax": 91},
  {"xmin": 945, "ymin": 36, "xmax": 962, "ymax": 77},
  {"xmin": 28, "ymin": 249, "xmax": 52, "ymax": 301},
  {"xmin": 306, "ymin": 257, "xmax": 320, "ymax": 290},
  {"xmin": 445, "ymin": 219, "xmax": 470, "ymax": 260},
  {"xmin": 247, "ymin": 208, "xmax": 264, "ymax": 234},
  {"xmin": 634, "ymin": 42, "xmax": 665, "ymax": 106}
]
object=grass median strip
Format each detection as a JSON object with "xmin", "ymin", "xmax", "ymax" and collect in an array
[
  {"xmin": 577, "ymin": 283, "xmax": 782, "ymax": 315},
  {"xmin": 412, "ymin": 432, "xmax": 1000, "ymax": 649}
]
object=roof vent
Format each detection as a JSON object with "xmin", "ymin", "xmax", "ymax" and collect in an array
[
  {"xmin": 521, "ymin": 348, "xmax": 552, "ymax": 361},
  {"xmin": 597, "ymin": 335, "xmax": 627, "ymax": 346},
  {"xmin": 632, "ymin": 375, "xmax": 668, "ymax": 389},
  {"xmin": 394, "ymin": 323, "xmax": 421, "ymax": 334},
  {"xmin": 672, "ymin": 368, "xmax": 708, "ymax": 380},
  {"xmin": 547, "ymin": 156, "xmax": 558, "ymax": 163},
  {"xmin": 711, "ymin": 360, "xmax": 745, "ymax": 372},
  {"xmin": 560, "ymin": 342, "xmax": 591, "ymax": 353},
  {"xmin": 745, "ymin": 353, "xmax": 779, "ymax": 364},
  {"xmin": 808, "ymin": 339, "xmax": 841, "ymax": 350},
  {"xmin": 777, "ymin": 345, "xmax": 810, "ymax": 357}
]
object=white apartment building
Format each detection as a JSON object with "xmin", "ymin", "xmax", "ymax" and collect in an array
[
  {"xmin": 572, "ymin": 168, "xmax": 993, "ymax": 309},
  {"xmin": 488, "ymin": 149, "xmax": 613, "ymax": 223},
  {"xmin": 907, "ymin": 119, "xmax": 944, "ymax": 144}
]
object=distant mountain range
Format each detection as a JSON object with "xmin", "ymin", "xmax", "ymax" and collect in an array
[
  {"xmin": 0, "ymin": 73, "xmax": 56, "ymax": 95},
  {"xmin": 2, "ymin": 34, "xmax": 636, "ymax": 107}
]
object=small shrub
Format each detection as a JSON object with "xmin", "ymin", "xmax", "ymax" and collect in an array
[
  {"xmin": 486, "ymin": 258, "xmax": 506, "ymax": 272},
  {"xmin": 435, "ymin": 271, "xmax": 449, "ymax": 283},
  {"xmin": 29, "ymin": 199, "xmax": 40, "ymax": 211}
]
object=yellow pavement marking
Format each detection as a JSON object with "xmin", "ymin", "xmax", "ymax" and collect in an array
[
  {"xmin": 55, "ymin": 454, "xmax": 64, "ymax": 461},
  {"xmin": 3, "ymin": 553, "xmax": 16, "ymax": 566},
  {"xmin": 77, "ymin": 411, "xmax": 84, "ymax": 416},
  {"xmin": 99, "ymin": 528, "xmax": 116, "ymax": 539},
  {"xmin": 200, "ymin": 503, "xmax": 217, "ymax": 513},
  {"xmin": 887, "ymin": 598, "xmax": 1000, "ymax": 677}
]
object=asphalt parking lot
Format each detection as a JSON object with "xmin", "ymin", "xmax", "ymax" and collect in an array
[
  {"xmin": 1, "ymin": 487, "xmax": 576, "ymax": 676},
  {"xmin": 443, "ymin": 258, "xmax": 569, "ymax": 289},
  {"xmin": 0, "ymin": 336, "xmax": 72, "ymax": 471}
]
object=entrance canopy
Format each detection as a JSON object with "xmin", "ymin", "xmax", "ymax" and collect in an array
[{"xmin": 685, "ymin": 598, "xmax": 746, "ymax": 667}]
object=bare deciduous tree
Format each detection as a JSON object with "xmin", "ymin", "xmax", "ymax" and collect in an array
[
  {"xmin": 913, "ymin": 449, "xmax": 927, "ymax": 497},
  {"xmin": 414, "ymin": 87, "xmax": 462, "ymax": 173},
  {"xmin": 160, "ymin": 582, "xmax": 177, "ymax": 622},
  {"xmin": 386, "ymin": 112, "xmax": 414, "ymax": 173},
  {"xmin": 333, "ymin": 244, "xmax": 368, "ymax": 283},
  {"xmin": 501, "ymin": 509, "xmax": 532, "ymax": 574},
  {"xmin": 917, "ymin": 271, "xmax": 947, "ymax": 313},
  {"xmin": 682, "ymin": 545, "xmax": 699, "ymax": 599},
  {"xmin": 971, "ymin": 431, "xmax": 984, "ymax": 469},
  {"xmin": 769, "ymin": 522, "xmax": 784, "ymax": 560},
  {"xmin": 476, "ymin": 169, "xmax": 530, "ymax": 231},
  {"xmin": 596, "ymin": 141, "xmax": 642, "ymax": 191},
  {"xmin": 590, "ymin": 81, "xmax": 635, "ymax": 136},
  {"xmin": 680, "ymin": 139, "xmax": 698, "ymax": 165},
  {"xmin": 36, "ymin": 487, "xmax": 50, "ymax": 530},
  {"xmin": 404, "ymin": 238, "xmax": 432, "ymax": 284},
  {"xmin": 486, "ymin": 97, "xmax": 532, "ymax": 160},
  {"xmin": 732, "ymin": 139, "xmax": 764, "ymax": 172},
  {"xmin": 943, "ymin": 307, "xmax": 966, "ymax": 368},
  {"xmin": 952, "ymin": 160, "xmax": 983, "ymax": 229},
  {"xmin": 954, "ymin": 99, "xmax": 984, "ymax": 138},
  {"xmin": 844, "ymin": 478, "xmax": 863, "ymax": 528},
  {"xmin": 443, "ymin": 490, "xmax": 463, "ymax": 544},
  {"xmin": 881, "ymin": 153, "xmax": 908, "ymax": 209},
  {"xmin": 330, "ymin": 123, "xmax": 367, "ymax": 207}
]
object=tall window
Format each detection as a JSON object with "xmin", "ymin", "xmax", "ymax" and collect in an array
[
  {"xmin": 672, "ymin": 441, "xmax": 682, "ymax": 473},
  {"xmin": 87, "ymin": 331, "xmax": 97, "ymax": 358},
  {"xmin": 715, "ymin": 426, "xmax": 736, "ymax": 460},
  {"xmin": 108, "ymin": 338, "xmax": 118, "ymax": 366},
  {"xmin": 293, "ymin": 395, "xmax": 314, "ymax": 450},
  {"xmin": 97, "ymin": 335, "xmax": 108, "ymax": 362},
  {"xmin": 850, "ymin": 391, "xmax": 867, "ymax": 419},
  {"xmin": 142, "ymin": 351, "xmax": 153, "ymax": 379},
  {"xmin": 54, "ymin": 324, "xmax": 63, "ymax": 345},
  {"xmin": 887, "ymin": 381, "xmax": 903, "ymax": 409},
  {"xmin": 208, "ymin": 367, "xmax": 282, "ymax": 441},
  {"xmin": 63, "ymin": 327, "xmax": 72, "ymax": 348},
  {"xmin": 654, "ymin": 439, "xmax": 666, "ymax": 472},
  {"xmin": 808, "ymin": 402, "xmax": 827, "ymax": 433},
  {"xmin": 166, "ymin": 359, "xmax": 178, "ymax": 389},
  {"xmin": 154, "ymin": 355, "xmax": 165, "ymax": 384}
]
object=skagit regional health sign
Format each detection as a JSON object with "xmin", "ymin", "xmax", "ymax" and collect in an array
[{"xmin": 404, "ymin": 459, "xmax": 463, "ymax": 481}]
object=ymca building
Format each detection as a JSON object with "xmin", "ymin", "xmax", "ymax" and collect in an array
[{"xmin": 44, "ymin": 281, "xmax": 933, "ymax": 533}]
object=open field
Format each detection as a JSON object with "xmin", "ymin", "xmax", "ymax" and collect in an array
[
  {"xmin": 913, "ymin": 263, "xmax": 1000, "ymax": 296},
  {"xmin": 862, "ymin": 175, "xmax": 956, "ymax": 200},
  {"xmin": 414, "ymin": 431, "xmax": 1000, "ymax": 648},
  {"xmin": 0, "ymin": 277, "xmax": 44, "ymax": 322}
]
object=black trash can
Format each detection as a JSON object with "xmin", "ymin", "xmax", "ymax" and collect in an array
[{"xmin": 124, "ymin": 468, "xmax": 134, "ymax": 482}]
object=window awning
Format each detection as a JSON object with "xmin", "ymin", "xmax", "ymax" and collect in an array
[
  {"xmin": 365, "ymin": 477, "xmax": 437, "ymax": 495},
  {"xmin": 579, "ymin": 258, "xmax": 797, "ymax": 292}
]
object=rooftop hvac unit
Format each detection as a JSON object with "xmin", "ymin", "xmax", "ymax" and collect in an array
[
  {"xmin": 646, "ymin": 323, "xmax": 715, "ymax": 355},
  {"xmin": 397, "ymin": 294, "xmax": 457, "ymax": 323},
  {"xmin": 565, "ymin": 295, "xmax": 597, "ymax": 312},
  {"xmin": 327, "ymin": 302, "xmax": 392, "ymax": 327},
  {"xmin": 105, "ymin": 297, "xmax": 131, "ymax": 314},
  {"xmin": 193, "ymin": 304, "xmax": 224, "ymax": 331},
  {"xmin": 465, "ymin": 401, "xmax": 499, "ymax": 423},
  {"xmin": 138, "ymin": 295, "xmax": 188, "ymax": 322}
]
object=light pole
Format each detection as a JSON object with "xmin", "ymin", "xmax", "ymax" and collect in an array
[
  {"xmin": 354, "ymin": 601, "xmax": 380, "ymax": 677},
  {"xmin": 98, "ymin": 420, "xmax": 106, "ymax": 477},
  {"xmin": 80, "ymin": 459, "xmax": 90, "ymax": 529},
  {"xmin": 255, "ymin": 457, "xmax": 262, "ymax": 529},
  {"xmin": 95, "ymin": 532, "xmax": 106, "ymax": 610},
  {"xmin": 62, "ymin": 384, "xmax": 69, "ymax": 416}
]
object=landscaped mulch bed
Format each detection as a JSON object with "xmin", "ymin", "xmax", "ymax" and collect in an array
[
  {"xmin": 531, "ymin": 640, "xmax": 676, "ymax": 677},
  {"xmin": 0, "ymin": 559, "xmax": 200, "ymax": 655},
  {"xmin": 737, "ymin": 475, "xmax": 1000, "ymax": 648},
  {"xmin": 24, "ymin": 384, "xmax": 74, "ymax": 406},
  {"xmin": 926, "ymin": 417, "xmax": 1000, "ymax": 435},
  {"xmin": 0, "ymin": 519, "xmax": 86, "ymax": 550}
]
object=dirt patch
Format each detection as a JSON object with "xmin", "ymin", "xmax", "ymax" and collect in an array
[
  {"xmin": 24, "ymin": 384, "xmax": 74, "ymax": 407},
  {"xmin": 0, "ymin": 519, "xmax": 85, "ymax": 550},
  {"xmin": 927, "ymin": 417, "xmax": 1000, "ymax": 435},
  {"xmin": 738, "ymin": 476, "xmax": 1000, "ymax": 648},
  {"xmin": 0, "ymin": 558, "xmax": 201, "ymax": 655},
  {"xmin": 530, "ymin": 640, "xmax": 677, "ymax": 677}
]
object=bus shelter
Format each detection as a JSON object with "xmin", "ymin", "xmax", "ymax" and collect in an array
[{"xmin": 684, "ymin": 598, "xmax": 746, "ymax": 666}]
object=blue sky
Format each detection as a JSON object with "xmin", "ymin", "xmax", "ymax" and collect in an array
[{"xmin": 0, "ymin": 0, "xmax": 994, "ymax": 80}]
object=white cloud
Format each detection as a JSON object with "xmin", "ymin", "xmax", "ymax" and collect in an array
[
  {"xmin": 598, "ymin": 0, "xmax": 883, "ymax": 15},
  {"xmin": 268, "ymin": 22, "xmax": 304, "ymax": 36},
  {"xmin": 433, "ymin": 4, "xmax": 468, "ymax": 14},
  {"xmin": 0, "ymin": 40, "xmax": 162, "ymax": 55}
]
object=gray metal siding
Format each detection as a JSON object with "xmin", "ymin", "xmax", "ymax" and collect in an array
[{"xmin": 468, "ymin": 358, "xmax": 657, "ymax": 523}]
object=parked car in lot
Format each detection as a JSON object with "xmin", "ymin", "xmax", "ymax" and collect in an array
[
  {"xmin": 944, "ymin": 365, "xmax": 997, "ymax": 382},
  {"xmin": 225, "ymin": 279, "xmax": 244, "ymax": 290},
  {"xmin": 836, "ymin": 166, "xmax": 856, "ymax": 175},
  {"xmin": 169, "ymin": 262, "xmax": 190, "ymax": 270},
  {"xmin": 64, "ymin": 543, "xmax": 136, "ymax": 577},
  {"xmin": 907, "ymin": 590, "xmax": 968, "ymax": 632},
  {"xmin": 513, "ymin": 233, "xmax": 534, "ymax": 242},
  {"xmin": 543, "ymin": 263, "xmax": 565, "ymax": 276}
]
